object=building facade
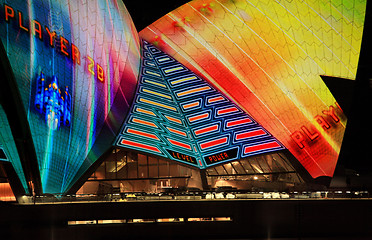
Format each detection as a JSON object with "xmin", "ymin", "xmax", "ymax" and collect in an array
[{"xmin": 0, "ymin": 0, "xmax": 367, "ymax": 198}]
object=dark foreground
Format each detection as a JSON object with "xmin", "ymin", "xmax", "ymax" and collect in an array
[{"xmin": 0, "ymin": 199, "xmax": 371, "ymax": 240}]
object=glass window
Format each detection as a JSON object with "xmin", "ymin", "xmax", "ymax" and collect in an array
[
  {"xmin": 148, "ymin": 157, "xmax": 158, "ymax": 178},
  {"xmin": 116, "ymin": 159, "xmax": 128, "ymax": 179},
  {"xmin": 249, "ymin": 158, "xmax": 264, "ymax": 174},
  {"xmin": 264, "ymin": 154, "xmax": 276, "ymax": 172},
  {"xmin": 289, "ymin": 172, "xmax": 303, "ymax": 183},
  {"xmin": 258, "ymin": 155, "xmax": 272, "ymax": 173},
  {"xmin": 178, "ymin": 165, "xmax": 191, "ymax": 176},
  {"xmin": 223, "ymin": 163, "xmax": 235, "ymax": 174},
  {"xmin": 138, "ymin": 154, "xmax": 148, "ymax": 178},
  {"xmin": 279, "ymin": 153, "xmax": 295, "ymax": 171},
  {"xmin": 158, "ymin": 159, "xmax": 169, "ymax": 177},
  {"xmin": 105, "ymin": 161, "xmax": 117, "ymax": 179},
  {"xmin": 206, "ymin": 167, "xmax": 218, "ymax": 176},
  {"xmin": 169, "ymin": 162, "xmax": 179, "ymax": 177},
  {"xmin": 214, "ymin": 165, "xmax": 227, "ymax": 175},
  {"xmin": 273, "ymin": 154, "xmax": 291, "ymax": 172},
  {"xmin": 127, "ymin": 156, "xmax": 138, "ymax": 179},
  {"xmin": 239, "ymin": 159, "xmax": 255, "ymax": 174},
  {"xmin": 92, "ymin": 162, "xmax": 106, "ymax": 180},
  {"xmin": 231, "ymin": 161, "xmax": 245, "ymax": 174},
  {"xmin": 268, "ymin": 155, "xmax": 281, "ymax": 172}
]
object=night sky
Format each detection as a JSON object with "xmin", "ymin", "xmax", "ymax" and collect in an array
[{"xmin": 122, "ymin": 0, "xmax": 189, "ymax": 31}]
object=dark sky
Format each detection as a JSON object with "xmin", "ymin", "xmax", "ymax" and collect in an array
[{"xmin": 122, "ymin": 0, "xmax": 190, "ymax": 31}]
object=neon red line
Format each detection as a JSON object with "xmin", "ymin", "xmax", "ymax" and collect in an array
[
  {"xmin": 208, "ymin": 96, "xmax": 224, "ymax": 103},
  {"xmin": 235, "ymin": 129, "xmax": 266, "ymax": 140},
  {"xmin": 217, "ymin": 107, "xmax": 238, "ymax": 115},
  {"xmin": 168, "ymin": 139, "xmax": 191, "ymax": 150},
  {"xmin": 189, "ymin": 113, "xmax": 209, "ymax": 122},
  {"xmin": 194, "ymin": 125, "xmax": 218, "ymax": 135},
  {"xmin": 127, "ymin": 129, "xmax": 159, "ymax": 140},
  {"xmin": 244, "ymin": 142, "xmax": 280, "ymax": 154},
  {"xmin": 132, "ymin": 118, "xmax": 157, "ymax": 128},
  {"xmin": 183, "ymin": 101, "xmax": 199, "ymax": 109},
  {"xmin": 200, "ymin": 137, "xmax": 228, "ymax": 149},
  {"xmin": 226, "ymin": 118, "xmax": 252, "ymax": 127},
  {"xmin": 165, "ymin": 115, "xmax": 182, "ymax": 124},
  {"xmin": 120, "ymin": 139, "xmax": 161, "ymax": 153},
  {"xmin": 167, "ymin": 127, "xmax": 187, "ymax": 136}
]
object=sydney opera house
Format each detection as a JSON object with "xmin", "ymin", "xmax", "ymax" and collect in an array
[{"xmin": 0, "ymin": 0, "xmax": 371, "ymax": 239}]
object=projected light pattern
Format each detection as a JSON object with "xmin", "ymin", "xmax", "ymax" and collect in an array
[
  {"xmin": 0, "ymin": 106, "xmax": 28, "ymax": 192},
  {"xmin": 0, "ymin": 0, "xmax": 140, "ymax": 193},
  {"xmin": 0, "ymin": 0, "xmax": 366, "ymax": 195},
  {"xmin": 35, "ymin": 73, "xmax": 71, "ymax": 131},
  {"xmin": 139, "ymin": 0, "xmax": 366, "ymax": 178},
  {"xmin": 116, "ymin": 40, "xmax": 284, "ymax": 168}
]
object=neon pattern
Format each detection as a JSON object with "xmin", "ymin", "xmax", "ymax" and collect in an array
[
  {"xmin": 139, "ymin": 0, "xmax": 367, "ymax": 177},
  {"xmin": 0, "ymin": 0, "xmax": 366, "ymax": 194},
  {"xmin": 116, "ymin": 40, "xmax": 284, "ymax": 168}
]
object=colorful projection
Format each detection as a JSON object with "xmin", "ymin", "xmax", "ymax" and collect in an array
[
  {"xmin": 139, "ymin": 0, "xmax": 367, "ymax": 178},
  {"xmin": 35, "ymin": 73, "xmax": 71, "ymax": 130},
  {"xmin": 0, "ymin": 106, "xmax": 28, "ymax": 191},
  {"xmin": 0, "ymin": 0, "xmax": 141, "ymax": 193},
  {"xmin": 116, "ymin": 40, "xmax": 285, "ymax": 168},
  {"xmin": 0, "ymin": 0, "xmax": 366, "ymax": 195}
]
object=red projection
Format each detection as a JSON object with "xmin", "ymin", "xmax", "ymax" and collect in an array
[{"xmin": 139, "ymin": 0, "xmax": 366, "ymax": 178}]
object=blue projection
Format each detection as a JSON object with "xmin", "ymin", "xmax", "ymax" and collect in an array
[{"xmin": 35, "ymin": 72, "xmax": 72, "ymax": 130}]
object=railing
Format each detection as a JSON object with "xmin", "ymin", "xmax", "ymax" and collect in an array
[{"xmin": 16, "ymin": 190, "xmax": 371, "ymax": 204}]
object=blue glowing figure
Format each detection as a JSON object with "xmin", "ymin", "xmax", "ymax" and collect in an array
[{"xmin": 35, "ymin": 72, "xmax": 71, "ymax": 130}]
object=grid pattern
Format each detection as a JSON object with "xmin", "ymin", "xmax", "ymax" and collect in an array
[
  {"xmin": 116, "ymin": 40, "xmax": 284, "ymax": 168},
  {"xmin": 139, "ymin": 0, "xmax": 367, "ymax": 178},
  {"xmin": 0, "ymin": 0, "xmax": 141, "ymax": 193},
  {"xmin": 0, "ymin": 106, "xmax": 28, "ymax": 192}
]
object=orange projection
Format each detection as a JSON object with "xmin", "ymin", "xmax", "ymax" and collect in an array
[{"xmin": 140, "ymin": 0, "xmax": 367, "ymax": 178}]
